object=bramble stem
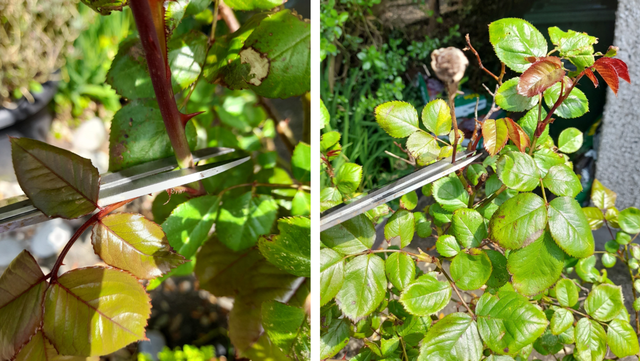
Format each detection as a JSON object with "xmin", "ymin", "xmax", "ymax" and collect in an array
[
  {"xmin": 217, "ymin": 182, "xmax": 310, "ymax": 198},
  {"xmin": 448, "ymin": 84, "xmax": 460, "ymax": 163},
  {"xmin": 437, "ymin": 260, "xmax": 474, "ymax": 316},
  {"xmin": 49, "ymin": 199, "xmax": 135, "ymax": 281},
  {"xmin": 529, "ymin": 94, "xmax": 543, "ymax": 156},
  {"xmin": 540, "ymin": 179, "xmax": 548, "ymax": 204},
  {"xmin": 474, "ymin": 184, "xmax": 507, "ymax": 209},
  {"xmin": 129, "ymin": 0, "xmax": 193, "ymax": 169}
]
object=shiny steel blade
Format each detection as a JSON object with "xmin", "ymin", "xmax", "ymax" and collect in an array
[
  {"xmin": 0, "ymin": 156, "xmax": 249, "ymax": 233},
  {"xmin": 320, "ymin": 151, "xmax": 481, "ymax": 232},
  {"xmin": 0, "ymin": 147, "xmax": 235, "ymax": 223}
]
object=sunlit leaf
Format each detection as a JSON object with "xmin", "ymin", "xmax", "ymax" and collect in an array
[
  {"xmin": 384, "ymin": 209, "xmax": 415, "ymax": 248},
  {"xmin": 591, "ymin": 179, "xmax": 616, "ymax": 210},
  {"xmin": 504, "ymin": 118, "xmax": 530, "ymax": 152},
  {"xmin": 259, "ymin": 216, "xmax": 310, "ymax": 277},
  {"xmin": 619, "ymin": 207, "xmax": 640, "ymax": 234},
  {"xmin": 432, "ymin": 175, "xmax": 469, "ymax": 211},
  {"xmin": 93, "ymin": 213, "xmax": 186, "ymax": 279},
  {"xmin": 450, "ymin": 249, "xmax": 492, "ymax": 290},
  {"xmin": 517, "ymin": 57, "xmax": 564, "ymax": 97},
  {"xmin": 496, "ymin": 152, "xmax": 540, "ymax": 192},
  {"xmin": 225, "ymin": 0, "xmax": 283, "ymax": 10},
  {"xmin": 495, "ymin": 78, "xmax": 539, "ymax": 112},
  {"xmin": 575, "ymin": 318, "xmax": 606, "ymax": 361},
  {"xmin": 555, "ymin": 279, "xmax": 579, "ymax": 307},
  {"xmin": 436, "ymin": 235, "xmax": 460, "ymax": 257},
  {"xmin": 334, "ymin": 163, "xmax": 362, "ymax": 194},
  {"xmin": 320, "ymin": 214, "xmax": 375, "ymax": 255},
  {"xmin": 320, "ymin": 248, "xmax": 344, "ymax": 306},
  {"xmin": 542, "ymin": 164, "xmax": 582, "ymax": 197},
  {"xmin": 375, "ymin": 101, "xmax": 420, "ymax": 138},
  {"xmin": 488, "ymin": 193, "xmax": 547, "ymax": 250},
  {"xmin": 543, "ymin": 81, "xmax": 589, "ymax": 119},
  {"xmin": 406, "ymin": 132, "xmax": 440, "ymax": 165},
  {"xmin": 11, "ymin": 137, "xmax": 99, "ymax": 219},
  {"xmin": 291, "ymin": 142, "xmax": 310, "ymax": 182},
  {"xmin": 451, "ymin": 208, "xmax": 487, "ymax": 249},
  {"xmin": 163, "ymin": 195, "xmax": 219, "ymax": 259},
  {"xmin": 548, "ymin": 197, "xmax": 594, "ymax": 258},
  {"xmin": 261, "ymin": 301, "xmax": 309, "ymax": 359},
  {"xmin": 400, "ymin": 274, "xmax": 451, "ymax": 316},
  {"xmin": 507, "ymin": 231, "xmax": 564, "ymax": 296},
  {"xmin": 217, "ymin": 192, "xmax": 278, "ymax": 251},
  {"xmin": 550, "ymin": 308, "xmax": 573, "ymax": 335},
  {"xmin": 489, "ymin": 18, "xmax": 547, "ymax": 72},
  {"xmin": 557, "ymin": 127, "xmax": 583, "ymax": 154},
  {"xmin": 43, "ymin": 267, "xmax": 151, "ymax": 356},
  {"xmin": 336, "ymin": 254, "xmax": 386, "ymax": 321},
  {"xmin": 476, "ymin": 291, "xmax": 548, "ymax": 355},
  {"xmin": 421, "ymin": 99, "xmax": 452, "ymax": 136},
  {"xmin": 418, "ymin": 313, "xmax": 482, "ymax": 361},
  {"xmin": 482, "ymin": 118, "xmax": 509, "ymax": 155},
  {"xmin": 14, "ymin": 330, "xmax": 98, "ymax": 361},
  {"xmin": 607, "ymin": 319, "xmax": 640, "ymax": 358},
  {"xmin": 385, "ymin": 252, "xmax": 415, "ymax": 291},
  {"xmin": 584, "ymin": 284, "xmax": 624, "ymax": 322}
]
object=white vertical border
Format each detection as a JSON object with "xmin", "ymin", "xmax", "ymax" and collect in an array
[{"xmin": 309, "ymin": 0, "xmax": 320, "ymax": 359}]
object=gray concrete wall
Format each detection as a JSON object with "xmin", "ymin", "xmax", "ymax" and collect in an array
[{"xmin": 596, "ymin": 0, "xmax": 640, "ymax": 210}]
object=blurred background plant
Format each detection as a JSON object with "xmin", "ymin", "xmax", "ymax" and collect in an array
[{"xmin": 138, "ymin": 345, "xmax": 216, "ymax": 361}]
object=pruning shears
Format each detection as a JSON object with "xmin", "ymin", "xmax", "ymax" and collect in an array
[
  {"xmin": 0, "ymin": 147, "xmax": 249, "ymax": 233},
  {"xmin": 320, "ymin": 150, "xmax": 482, "ymax": 232}
]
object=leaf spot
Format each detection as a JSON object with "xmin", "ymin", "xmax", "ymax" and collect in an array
[{"xmin": 239, "ymin": 47, "xmax": 270, "ymax": 86}]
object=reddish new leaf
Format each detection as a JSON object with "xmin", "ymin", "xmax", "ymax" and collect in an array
[
  {"xmin": 517, "ymin": 57, "xmax": 564, "ymax": 97},
  {"xmin": 43, "ymin": 267, "xmax": 151, "ymax": 356},
  {"xmin": 504, "ymin": 118, "xmax": 530, "ymax": 152},
  {"xmin": 10, "ymin": 137, "xmax": 100, "ymax": 219},
  {"xmin": 482, "ymin": 118, "xmax": 509, "ymax": 156},
  {"xmin": 607, "ymin": 57, "xmax": 631, "ymax": 83},
  {"xmin": 92, "ymin": 213, "xmax": 186, "ymax": 280},
  {"xmin": 0, "ymin": 251, "xmax": 47, "ymax": 361},
  {"xmin": 593, "ymin": 59, "xmax": 619, "ymax": 95},
  {"xmin": 584, "ymin": 68, "xmax": 599, "ymax": 88},
  {"xmin": 13, "ymin": 330, "xmax": 97, "ymax": 361}
]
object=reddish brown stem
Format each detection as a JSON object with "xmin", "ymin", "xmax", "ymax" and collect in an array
[
  {"xmin": 465, "ymin": 34, "xmax": 501, "ymax": 84},
  {"xmin": 536, "ymin": 73, "xmax": 584, "ymax": 137},
  {"xmin": 129, "ymin": 0, "xmax": 193, "ymax": 169},
  {"xmin": 49, "ymin": 199, "xmax": 135, "ymax": 281}
]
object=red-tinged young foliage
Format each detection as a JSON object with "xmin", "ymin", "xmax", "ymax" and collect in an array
[
  {"xmin": 504, "ymin": 117, "xmax": 530, "ymax": 152},
  {"xmin": 517, "ymin": 56, "xmax": 564, "ymax": 97},
  {"xmin": 593, "ymin": 58, "xmax": 620, "ymax": 95},
  {"xmin": 584, "ymin": 68, "xmax": 598, "ymax": 88}
]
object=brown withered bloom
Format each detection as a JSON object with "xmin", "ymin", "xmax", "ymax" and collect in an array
[{"xmin": 431, "ymin": 47, "xmax": 469, "ymax": 85}]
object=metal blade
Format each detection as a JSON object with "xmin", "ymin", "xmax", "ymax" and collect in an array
[
  {"xmin": 0, "ymin": 147, "xmax": 235, "ymax": 223},
  {"xmin": 0, "ymin": 156, "xmax": 249, "ymax": 233},
  {"xmin": 320, "ymin": 151, "xmax": 482, "ymax": 232}
]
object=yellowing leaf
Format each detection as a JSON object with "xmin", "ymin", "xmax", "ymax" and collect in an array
[{"xmin": 482, "ymin": 118, "xmax": 509, "ymax": 155}]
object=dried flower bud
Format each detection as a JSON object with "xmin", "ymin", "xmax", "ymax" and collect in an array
[{"xmin": 431, "ymin": 47, "xmax": 469, "ymax": 84}]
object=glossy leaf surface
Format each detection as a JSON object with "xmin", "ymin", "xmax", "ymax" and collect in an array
[
  {"xmin": 543, "ymin": 82, "xmax": 589, "ymax": 119},
  {"xmin": 555, "ymin": 279, "xmax": 579, "ymax": 307},
  {"xmin": 584, "ymin": 284, "xmax": 624, "ymax": 322},
  {"xmin": 375, "ymin": 101, "xmax": 420, "ymax": 138},
  {"xmin": 557, "ymin": 127, "xmax": 583, "ymax": 154},
  {"xmin": 11, "ymin": 137, "xmax": 99, "ymax": 219},
  {"xmin": 336, "ymin": 254, "xmax": 386, "ymax": 321},
  {"xmin": 421, "ymin": 99, "xmax": 452, "ymax": 135},
  {"xmin": 607, "ymin": 319, "xmax": 639, "ymax": 358},
  {"xmin": 258, "ymin": 216, "xmax": 310, "ymax": 277},
  {"xmin": 261, "ymin": 301, "xmax": 309, "ymax": 359},
  {"xmin": 432, "ymin": 176, "xmax": 469, "ymax": 211},
  {"xmin": 451, "ymin": 208, "xmax": 487, "ymax": 249},
  {"xmin": 507, "ymin": 232, "xmax": 564, "ymax": 296},
  {"xmin": 418, "ymin": 312, "xmax": 482, "ymax": 361},
  {"xmin": 495, "ymin": 78, "xmax": 539, "ymax": 112},
  {"xmin": 14, "ymin": 331, "xmax": 97, "ymax": 361},
  {"xmin": 162, "ymin": 195, "xmax": 219, "ymax": 259},
  {"xmin": 517, "ymin": 57, "xmax": 564, "ymax": 97},
  {"xmin": 575, "ymin": 318, "xmax": 606, "ymax": 361},
  {"xmin": 450, "ymin": 249, "xmax": 492, "ymax": 290},
  {"xmin": 496, "ymin": 152, "xmax": 540, "ymax": 192},
  {"xmin": 217, "ymin": 192, "xmax": 278, "ymax": 251},
  {"xmin": 43, "ymin": 267, "xmax": 151, "ymax": 356},
  {"xmin": 489, "ymin": 18, "xmax": 547, "ymax": 72},
  {"xmin": 320, "ymin": 248, "xmax": 344, "ymax": 306},
  {"xmin": 320, "ymin": 214, "xmax": 375, "ymax": 255},
  {"xmin": 384, "ymin": 209, "xmax": 415, "ymax": 248},
  {"xmin": 542, "ymin": 164, "xmax": 582, "ymax": 197},
  {"xmin": 93, "ymin": 213, "xmax": 185, "ymax": 279},
  {"xmin": 385, "ymin": 252, "xmax": 415, "ymax": 291},
  {"xmin": 476, "ymin": 291, "xmax": 548, "ymax": 355},
  {"xmin": 548, "ymin": 197, "xmax": 594, "ymax": 258},
  {"xmin": 488, "ymin": 193, "xmax": 547, "ymax": 249},
  {"xmin": 399, "ymin": 274, "xmax": 451, "ymax": 316},
  {"xmin": 482, "ymin": 118, "xmax": 509, "ymax": 155}
]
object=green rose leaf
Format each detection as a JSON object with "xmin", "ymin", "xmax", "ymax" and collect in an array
[
  {"xmin": 548, "ymin": 27, "xmax": 597, "ymax": 70},
  {"xmin": 485, "ymin": 250, "xmax": 509, "ymax": 288},
  {"xmin": 261, "ymin": 301, "xmax": 308, "ymax": 359},
  {"xmin": 384, "ymin": 209, "xmax": 415, "ymax": 248},
  {"xmin": 543, "ymin": 82, "xmax": 589, "ymax": 119},
  {"xmin": 336, "ymin": 254, "xmax": 387, "ymax": 321},
  {"xmin": 375, "ymin": 101, "xmax": 420, "ymax": 138},
  {"xmin": 433, "ymin": 176, "xmax": 469, "ymax": 212},
  {"xmin": 291, "ymin": 190, "xmax": 310, "ymax": 216},
  {"xmin": 93, "ymin": 213, "xmax": 186, "ymax": 280},
  {"xmin": 163, "ymin": 195, "xmax": 220, "ymax": 261},
  {"xmin": 217, "ymin": 192, "xmax": 278, "ymax": 251},
  {"xmin": 259, "ymin": 216, "xmax": 310, "ymax": 277},
  {"xmin": 320, "ymin": 131, "xmax": 340, "ymax": 153},
  {"xmin": 548, "ymin": 196, "xmax": 595, "ymax": 258},
  {"xmin": 429, "ymin": 203, "xmax": 454, "ymax": 225},
  {"xmin": 607, "ymin": 319, "xmax": 640, "ymax": 358},
  {"xmin": 400, "ymin": 273, "xmax": 451, "ymax": 317},
  {"xmin": 44, "ymin": 267, "xmax": 151, "ymax": 356},
  {"xmin": 557, "ymin": 127, "xmax": 583, "ymax": 154},
  {"xmin": 466, "ymin": 164, "xmax": 488, "ymax": 186},
  {"xmin": 406, "ymin": 131, "xmax": 440, "ymax": 165},
  {"xmin": 489, "ymin": 193, "xmax": 547, "ymax": 250},
  {"xmin": 619, "ymin": 207, "xmax": 640, "ymax": 234},
  {"xmin": 415, "ymin": 212, "xmax": 432, "ymax": 238},
  {"xmin": 476, "ymin": 291, "xmax": 548, "ymax": 355},
  {"xmin": 225, "ymin": 0, "xmax": 283, "ymax": 10},
  {"xmin": 13, "ymin": 330, "xmax": 98, "ymax": 361},
  {"xmin": 575, "ymin": 318, "xmax": 606, "ymax": 361},
  {"xmin": 320, "ymin": 187, "xmax": 342, "ymax": 212},
  {"xmin": 518, "ymin": 106, "xmax": 550, "ymax": 145},
  {"xmin": 418, "ymin": 312, "xmax": 483, "ymax": 361},
  {"xmin": 11, "ymin": 137, "xmax": 99, "ymax": 219},
  {"xmin": 591, "ymin": 179, "xmax": 616, "ymax": 210},
  {"xmin": 550, "ymin": 308, "xmax": 574, "ymax": 335},
  {"xmin": 385, "ymin": 252, "xmax": 416, "ymax": 291},
  {"xmin": 320, "ymin": 318, "xmax": 351, "ymax": 359},
  {"xmin": 584, "ymin": 284, "xmax": 624, "ymax": 322},
  {"xmin": 496, "ymin": 152, "xmax": 541, "ymax": 192},
  {"xmin": 436, "ymin": 235, "xmax": 460, "ymax": 257},
  {"xmin": 451, "ymin": 208, "xmax": 488, "ymax": 248},
  {"xmin": 334, "ymin": 163, "xmax": 362, "ymax": 194},
  {"xmin": 320, "ymin": 248, "xmax": 344, "ymax": 306},
  {"xmin": 507, "ymin": 231, "xmax": 565, "ymax": 296},
  {"xmin": 533, "ymin": 148, "xmax": 564, "ymax": 177},
  {"xmin": 422, "ymin": 99, "xmax": 452, "ymax": 135},
  {"xmin": 291, "ymin": 142, "xmax": 311, "ymax": 182},
  {"xmin": 555, "ymin": 279, "xmax": 579, "ymax": 307},
  {"xmin": 576, "ymin": 255, "xmax": 600, "ymax": 283},
  {"xmin": 495, "ymin": 77, "xmax": 539, "ymax": 111},
  {"xmin": 400, "ymin": 191, "xmax": 418, "ymax": 211},
  {"xmin": 321, "ymin": 214, "xmax": 375, "ymax": 255},
  {"xmin": 0, "ymin": 251, "xmax": 48, "ymax": 360},
  {"xmin": 489, "ymin": 18, "xmax": 547, "ymax": 72},
  {"xmin": 108, "ymin": 99, "xmax": 197, "ymax": 172},
  {"xmin": 195, "ymin": 237, "xmax": 264, "ymax": 297},
  {"xmin": 450, "ymin": 249, "xmax": 492, "ymax": 290},
  {"xmin": 542, "ymin": 164, "xmax": 582, "ymax": 197}
]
